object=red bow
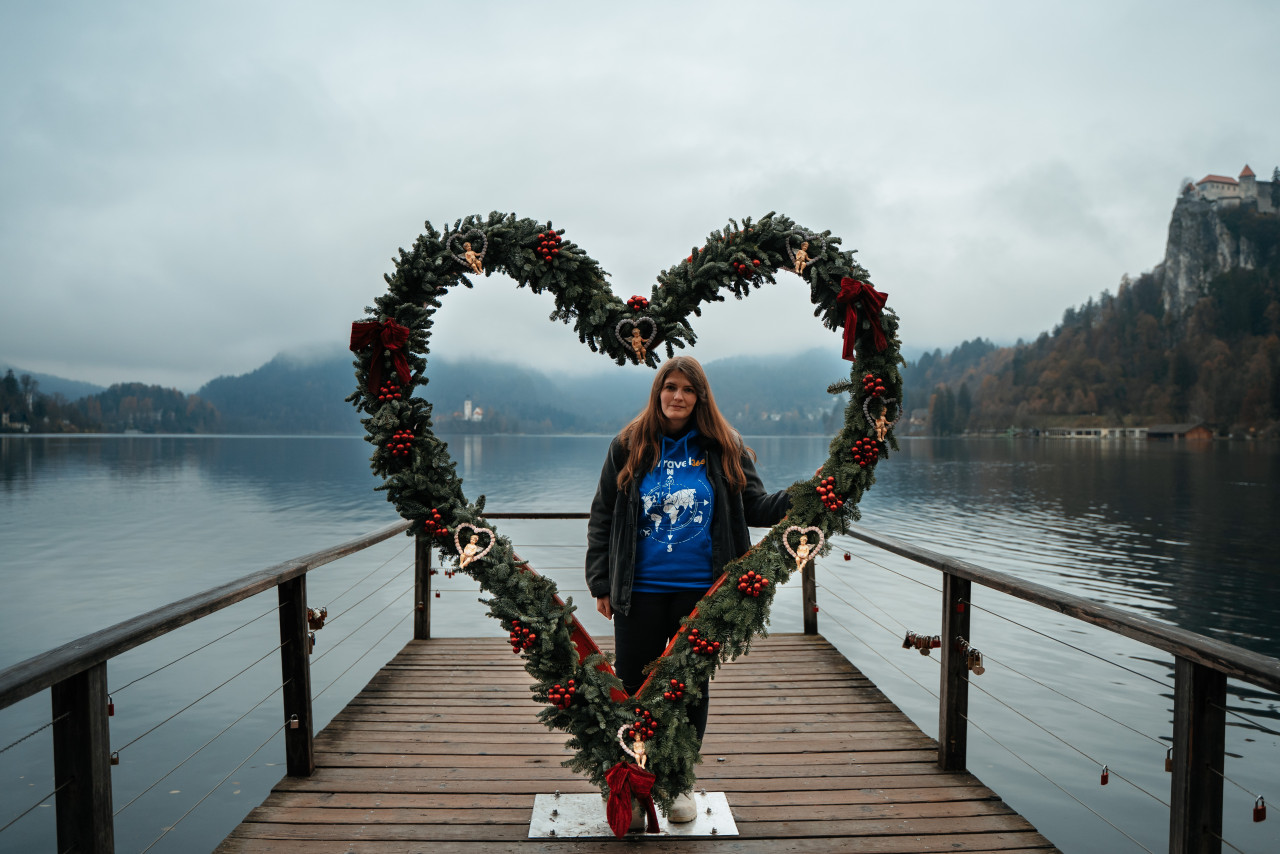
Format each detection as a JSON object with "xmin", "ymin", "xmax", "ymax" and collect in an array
[
  {"xmin": 836, "ymin": 277, "xmax": 889, "ymax": 362},
  {"xmin": 605, "ymin": 761, "xmax": 660, "ymax": 837},
  {"xmin": 350, "ymin": 319, "xmax": 412, "ymax": 395}
]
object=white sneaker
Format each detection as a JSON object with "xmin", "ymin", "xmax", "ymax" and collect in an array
[{"xmin": 667, "ymin": 790, "xmax": 696, "ymax": 823}]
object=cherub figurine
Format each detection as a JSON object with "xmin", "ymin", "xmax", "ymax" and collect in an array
[
  {"xmin": 632, "ymin": 739, "xmax": 648, "ymax": 770},
  {"xmin": 459, "ymin": 533, "xmax": 483, "ymax": 569},
  {"xmin": 875, "ymin": 411, "xmax": 891, "ymax": 442},
  {"xmin": 630, "ymin": 328, "xmax": 647, "ymax": 362},
  {"xmin": 463, "ymin": 242, "xmax": 483, "ymax": 275},
  {"xmin": 794, "ymin": 534, "xmax": 813, "ymax": 571},
  {"xmin": 793, "ymin": 240, "xmax": 810, "ymax": 275}
]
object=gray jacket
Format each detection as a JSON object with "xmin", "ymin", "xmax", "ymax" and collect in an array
[{"xmin": 585, "ymin": 435, "xmax": 792, "ymax": 617}]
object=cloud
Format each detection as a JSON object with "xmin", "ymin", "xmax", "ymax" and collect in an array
[{"xmin": 1, "ymin": 2, "xmax": 1278, "ymax": 389}]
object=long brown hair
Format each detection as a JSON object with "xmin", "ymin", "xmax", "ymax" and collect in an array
[{"xmin": 616, "ymin": 356, "xmax": 754, "ymax": 492}]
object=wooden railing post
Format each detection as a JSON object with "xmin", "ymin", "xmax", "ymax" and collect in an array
[
  {"xmin": 1169, "ymin": 656, "xmax": 1226, "ymax": 854},
  {"xmin": 938, "ymin": 572, "xmax": 971, "ymax": 771},
  {"xmin": 51, "ymin": 661, "xmax": 114, "ymax": 854},
  {"xmin": 801, "ymin": 557, "xmax": 818, "ymax": 635},
  {"xmin": 415, "ymin": 532, "xmax": 432, "ymax": 640},
  {"xmin": 277, "ymin": 576, "xmax": 314, "ymax": 777}
]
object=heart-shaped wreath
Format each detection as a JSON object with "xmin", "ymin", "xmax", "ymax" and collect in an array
[{"xmin": 348, "ymin": 212, "xmax": 901, "ymax": 809}]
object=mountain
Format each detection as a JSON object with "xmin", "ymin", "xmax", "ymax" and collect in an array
[
  {"xmin": 192, "ymin": 346, "xmax": 854, "ymax": 435},
  {"xmin": 0, "ymin": 364, "xmax": 104, "ymax": 401},
  {"xmin": 907, "ymin": 169, "xmax": 1280, "ymax": 435}
]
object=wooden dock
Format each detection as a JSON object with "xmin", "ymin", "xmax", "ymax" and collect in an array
[{"xmin": 215, "ymin": 633, "xmax": 1058, "ymax": 853}]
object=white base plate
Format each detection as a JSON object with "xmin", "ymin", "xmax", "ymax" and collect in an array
[{"xmin": 528, "ymin": 791, "xmax": 738, "ymax": 838}]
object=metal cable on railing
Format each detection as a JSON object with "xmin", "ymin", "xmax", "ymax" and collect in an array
[
  {"xmin": 964, "ymin": 675, "xmax": 1171, "ymax": 808},
  {"xmin": 1208, "ymin": 829, "xmax": 1250, "ymax": 854},
  {"xmin": 113, "ymin": 678, "xmax": 290, "ymax": 817},
  {"xmin": 311, "ymin": 580, "xmax": 415, "ymax": 667},
  {"xmin": 314, "ymin": 609, "xmax": 414, "ymax": 701},
  {"xmin": 137, "ymin": 720, "xmax": 288, "ymax": 854},
  {"xmin": 319, "ymin": 560, "xmax": 414, "ymax": 632},
  {"xmin": 812, "ymin": 599, "xmax": 940, "ymax": 701},
  {"xmin": 959, "ymin": 707, "xmax": 1157, "ymax": 854},
  {"xmin": 113, "ymin": 641, "xmax": 286, "ymax": 755},
  {"xmin": 839, "ymin": 545, "xmax": 944, "ymax": 593},
  {"xmin": 108, "ymin": 601, "xmax": 283, "ymax": 697},
  {"xmin": 1213, "ymin": 700, "xmax": 1280, "ymax": 738},
  {"xmin": 0, "ymin": 711, "xmax": 68, "ymax": 756},
  {"xmin": 319, "ymin": 539, "xmax": 413, "ymax": 611},
  {"xmin": 966, "ymin": 602, "xmax": 1174, "ymax": 690},
  {"xmin": 0, "ymin": 778, "xmax": 71, "ymax": 836}
]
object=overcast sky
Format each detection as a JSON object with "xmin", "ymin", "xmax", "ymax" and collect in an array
[{"xmin": 2, "ymin": 2, "xmax": 1277, "ymax": 392}]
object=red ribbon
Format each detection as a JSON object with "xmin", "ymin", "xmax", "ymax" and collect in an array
[
  {"xmin": 350, "ymin": 319, "xmax": 412, "ymax": 395},
  {"xmin": 605, "ymin": 761, "xmax": 660, "ymax": 837},
  {"xmin": 836, "ymin": 277, "xmax": 889, "ymax": 362}
]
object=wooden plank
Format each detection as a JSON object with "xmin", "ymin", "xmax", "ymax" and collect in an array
[{"xmin": 220, "ymin": 633, "xmax": 1060, "ymax": 853}]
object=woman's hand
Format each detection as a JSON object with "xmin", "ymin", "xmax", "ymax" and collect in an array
[{"xmin": 596, "ymin": 596, "xmax": 613, "ymax": 620}]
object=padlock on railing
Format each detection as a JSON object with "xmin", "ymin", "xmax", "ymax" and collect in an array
[
  {"xmin": 306, "ymin": 631, "xmax": 315, "ymax": 654},
  {"xmin": 1165, "ymin": 748, "xmax": 1172, "ymax": 772},
  {"xmin": 1100, "ymin": 764, "xmax": 1109, "ymax": 785},
  {"xmin": 289, "ymin": 714, "xmax": 299, "ymax": 730},
  {"xmin": 107, "ymin": 695, "xmax": 114, "ymax": 717},
  {"xmin": 1255, "ymin": 795, "xmax": 1266, "ymax": 822},
  {"xmin": 110, "ymin": 751, "xmax": 120, "ymax": 766}
]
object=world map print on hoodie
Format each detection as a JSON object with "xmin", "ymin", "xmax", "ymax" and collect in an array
[{"xmin": 633, "ymin": 429, "xmax": 715, "ymax": 592}]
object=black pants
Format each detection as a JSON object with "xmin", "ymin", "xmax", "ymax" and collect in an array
[{"xmin": 614, "ymin": 590, "xmax": 709, "ymax": 741}]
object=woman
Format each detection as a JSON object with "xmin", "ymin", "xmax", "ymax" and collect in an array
[{"xmin": 585, "ymin": 356, "xmax": 791, "ymax": 820}]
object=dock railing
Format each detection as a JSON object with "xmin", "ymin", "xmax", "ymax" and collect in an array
[{"xmin": 1, "ymin": 513, "xmax": 1277, "ymax": 854}]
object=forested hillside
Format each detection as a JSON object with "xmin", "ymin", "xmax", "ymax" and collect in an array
[{"xmin": 907, "ymin": 204, "xmax": 1280, "ymax": 435}]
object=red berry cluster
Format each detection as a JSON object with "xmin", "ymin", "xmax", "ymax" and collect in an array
[
  {"xmin": 536, "ymin": 230, "xmax": 562, "ymax": 263},
  {"xmin": 376, "ymin": 382, "xmax": 403, "ymax": 403},
  {"xmin": 627, "ymin": 295, "xmax": 649, "ymax": 311},
  {"xmin": 851, "ymin": 437, "xmax": 879, "ymax": 467},
  {"xmin": 737, "ymin": 570, "xmax": 770, "ymax": 597},
  {"xmin": 627, "ymin": 708, "xmax": 657, "ymax": 742},
  {"xmin": 507, "ymin": 619, "xmax": 537, "ymax": 654},
  {"xmin": 548, "ymin": 679, "xmax": 576, "ymax": 710},
  {"xmin": 687, "ymin": 627, "xmax": 721, "ymax": 657},
  {"xmin": 423, "ymin": 508, "xmax": 448, "ymax": 538},
  {"xmin": 862, "ymin": 373, "xmax": 887, "ymax": 398},
  {"xmin": 662, "ymin": 678, "xmax": 685, "ymax": 701},
  {"xmin": 386, "ymin": 429, "xmax": 415, "ymax": 458},
  {"xmin": 730, "ymin": 259, "xmax": 761, "ymax": 277},
  {"xmin": 816, "ymin": 475, "xmax": 844, "ymax": 511}
]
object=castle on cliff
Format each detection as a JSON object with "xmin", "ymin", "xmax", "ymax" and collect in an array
[{"xmin": 1186, "ymin": 164, "xmax": 1276, "ymax": 213}]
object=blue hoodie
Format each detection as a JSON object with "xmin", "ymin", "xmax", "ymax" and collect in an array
[{"xmin": 632, "ymin": 429, "xmax": 715, "ymax": 592}]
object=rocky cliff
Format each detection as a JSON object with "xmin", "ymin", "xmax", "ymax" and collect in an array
[{"xmin": 1158, "ymin": 197, "xmax": 1262, "ymax": 316}]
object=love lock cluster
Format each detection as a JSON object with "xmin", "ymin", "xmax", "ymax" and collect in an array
[
  {"xmin": 536, "ymin": 230, "xmax": 562, "ymax": 263},
  {"xmin": 386, "ymin": 429, "xmax": 415, "ymax": 458},
  {"xmin": 376, "ymin": 382, "xmax": 403, "ymax": 403},
  {"xmin": 662, "ymin": 678, "xmax": 686, "ymax": 701},
  {"xmin": 815, "ymin": 475, "xmax": 844, "ymax": 511},
  {"xmin": 736, "ymin": 570, "xmax": 770, "ymax": 597},
  {"xmin": 548, "ymin": 679, "xmax": 576, "ymax": 710},
  {"xmin": 851, "ymin": 437, "xmax": 879, "ymax": 467},
  {"xmin": 902, "ymin": 631, "xmax": 941, "ymax": 655},
  {"xmin": 955, "ymin": 636, "xmax": 985, "ymax": 675},
  {"xmin": 686, "ymin": 627, "xmax": 721, "ymax": 656},
  {"xmin": 306, "ymin": 606, "xmax": 327, "ymax": 631},
  {"xmin": 626, "ymin": 295, "xmax": 649, "ymax": 311},
  {"xmin": 507, "ymin": 618, "xmax": 537, "ymax": 653},
  {"xmin": 861, "ymin": 373, "xmax": 887, "ymax": 398},
  {"xmin": 628, "ymin": 708, "xmax": 657, "ymax": 742}
]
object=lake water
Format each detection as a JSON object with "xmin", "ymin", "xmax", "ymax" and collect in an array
[{"xmin": 1, "ymin": 435, "xmax": 1277, "ymax": 853}]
